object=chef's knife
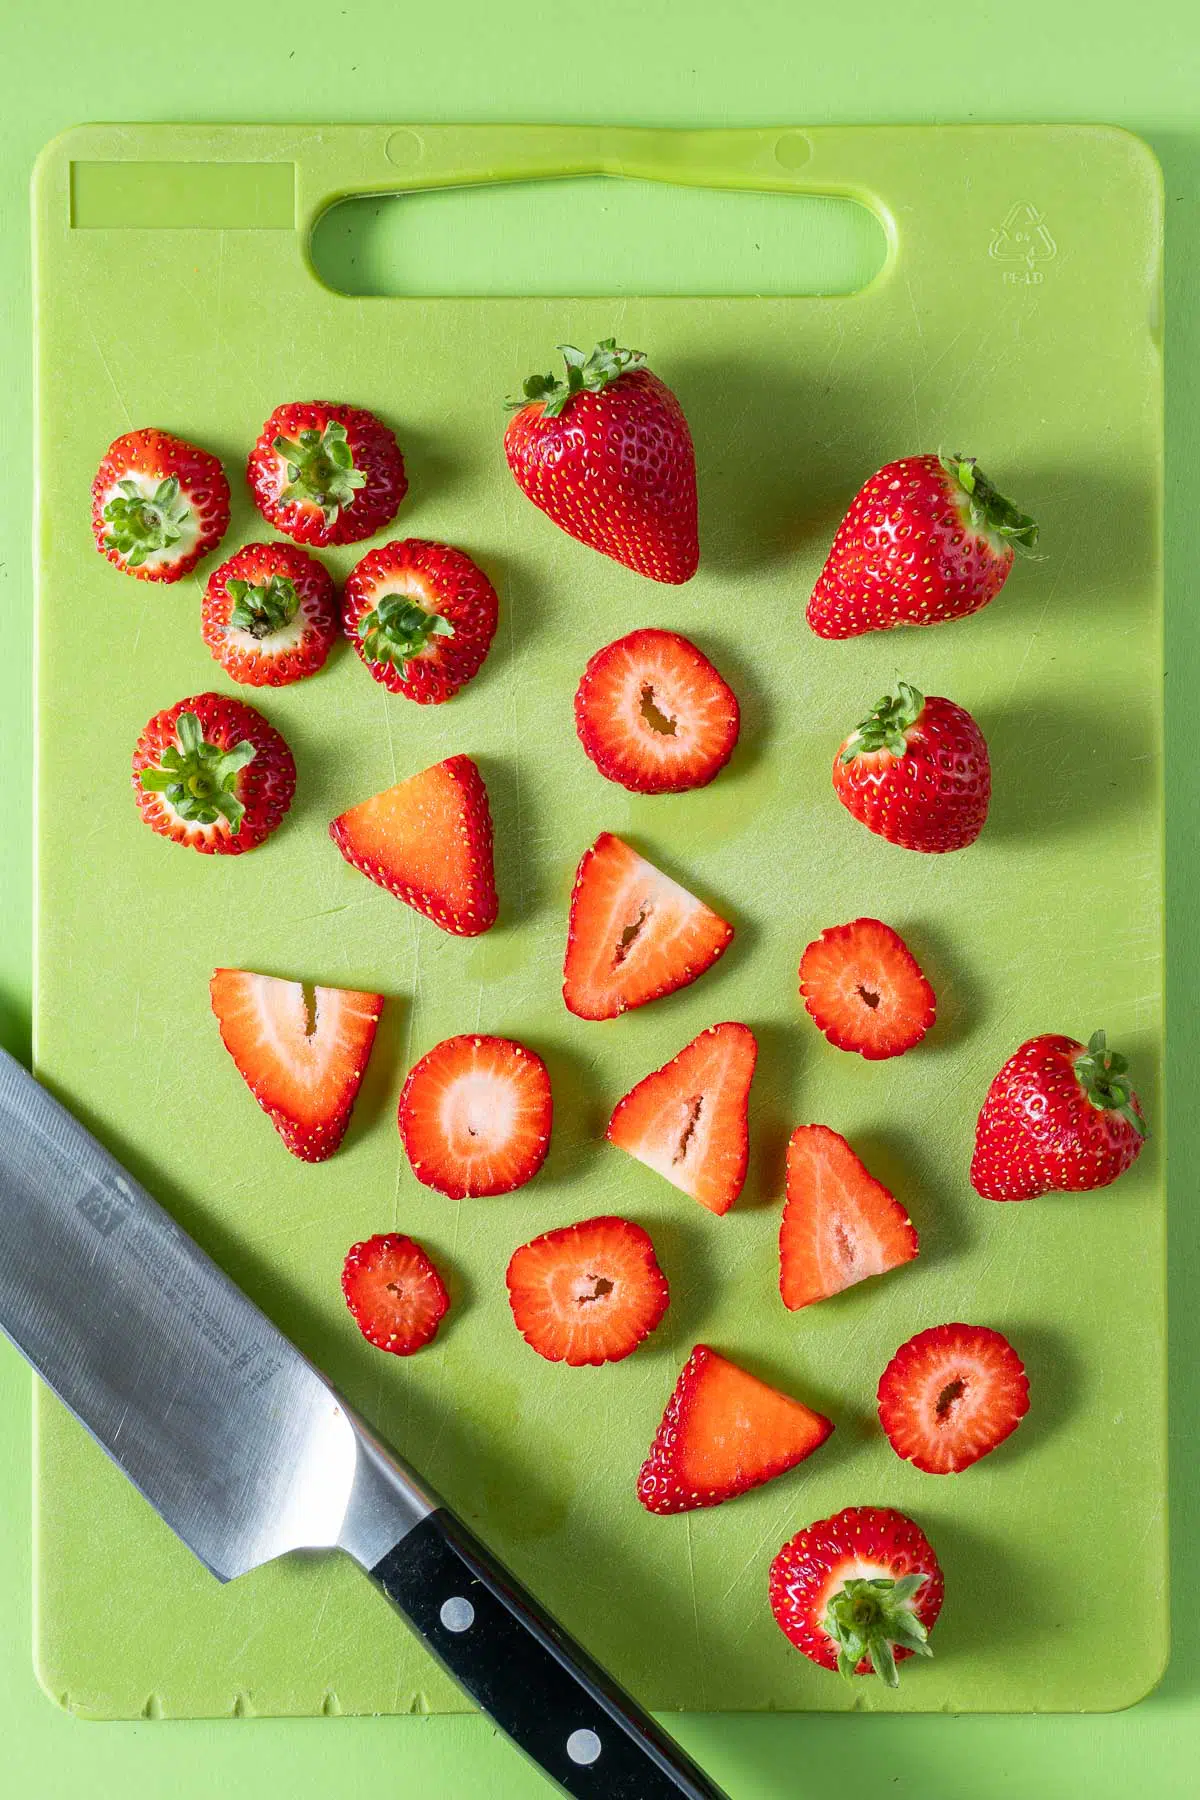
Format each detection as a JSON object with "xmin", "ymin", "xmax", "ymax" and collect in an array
[{"xmin": 0, "ymin": 1050, "xmax": 727, "ymax": 1799}]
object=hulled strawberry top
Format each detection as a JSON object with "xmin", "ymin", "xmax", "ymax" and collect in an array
[{"xmin": 246, "ymin": 401, "xmax": 407, "ymax": 546}]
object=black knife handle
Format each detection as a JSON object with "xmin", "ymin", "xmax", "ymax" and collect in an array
[{"xmin": 369, "ymin": 1508, "xmax": 728, "ymax": 1799}]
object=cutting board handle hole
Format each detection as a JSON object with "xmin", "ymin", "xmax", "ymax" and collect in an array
[{"xmin": 309, "ymin": 177, "xmax": 887, "ymax": 298}]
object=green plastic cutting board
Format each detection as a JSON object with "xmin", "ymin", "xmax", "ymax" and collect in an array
[{"xmin": 31, "ymin": 122, "xmax": 1164, "ymax": 1719}]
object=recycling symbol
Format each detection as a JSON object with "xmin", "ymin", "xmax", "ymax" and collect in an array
[{"xmin": 989, "ymin": 202, "xmax": 1057, "ymax": 269}]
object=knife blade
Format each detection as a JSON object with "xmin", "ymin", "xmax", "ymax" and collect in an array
[{"xmin": 0, "ymin": 1050, "xmax": 727, "ymax": 1799}]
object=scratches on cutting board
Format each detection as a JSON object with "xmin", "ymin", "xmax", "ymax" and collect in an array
[{"xmin": 684, "ymin": 1514, "xmax": 703, "ymax": 1703}]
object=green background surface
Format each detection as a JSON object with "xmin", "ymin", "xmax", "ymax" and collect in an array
[{"xmin": 1, "ymin": 1, "xmax": 1197, "ymax": 1794}]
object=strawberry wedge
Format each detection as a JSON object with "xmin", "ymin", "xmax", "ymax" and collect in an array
[
  {"xmin": 780, "ymin": 1125, "xmax": 919, "ymax": 1309},
  {"xmin": 607, "ymin": 1022, "xmax": 756, "ymax": 1215}
]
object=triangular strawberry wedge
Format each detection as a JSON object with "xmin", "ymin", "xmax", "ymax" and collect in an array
[
  {"xmin": 329, "ymin": 754, "xmax": 498, "ymax": 936},
  {"xmin": 607, "ymin": 1022, "xmax": 756, "ymax": 1215},
  {"xmin": 780, "ymin": 1125, "xmax": 919, "ymax": 1310},
  {"xmin": 563, "ymin": 833, "xmax": 733, "ymax": 1020},
  {"xmin": 638, "ymin": 1344, "xmax": 834, "ymax": 1513},
  {"xmin": 210, "ymin": 969, "xmax": 383, "ymax": 1162}
]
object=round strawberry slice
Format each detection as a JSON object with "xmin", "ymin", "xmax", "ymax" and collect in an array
[
  {"xmin": 247, "ymin": 401, "xmax": 407, "ymax": 546},
  {"xmin": 342, "ymin": 539, "xmax": 498, "ymax": 704},
  {"xmin": 574, "ymin": 628, "xmax": 740, "ymax": 793},
  {"xmin": 341, "ymin": 1233, "xmax": 450, "ymax": 1356},
  {"xmin": 799, "ymin": 918, "xmax": 935, "ymax": 1059},
  {"xmin": 506, "ymin": 1215, "xmax": 669, "ymax": 1366},
  {"xmin": 770, "ymin": 1507, "xmax": 944, "ymax": 1686},
  {"xmin": 398, "ymin": 1035, "xmax": 552, "ymax": 1199},
  {"xmin": 833, "ymin": 680, "xmax": 990, "ymax": 853},
  {"xmin": 92, "ymin": 428, "xmax": 230, "ymax": 582},
  {"xmin": 202, "ymin": 542, "xmax": 338, "ymax": 687},
  {"xmin": 877, "ymin": 1322, "xmax": 1030, "ymax": 1474},
  {"xmin": 132, "ymin": 692, "xmax": 295, "ymax": 854}
]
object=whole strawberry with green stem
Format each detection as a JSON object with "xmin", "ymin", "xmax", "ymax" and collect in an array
[
  {"xmin": 971, "ymin": 1031, "xmax": 1147, "ymax": 1200},
  {"xmin": 807, "ymin": 452, "xmax": 1038, "ymax": 638},
  {"xmin": 504, "ymin": 340, "xmax": 698, "ymax": 584},
  {"xmin": 832, "ymin": 680, "xmax": 990, "ymax": 853}
]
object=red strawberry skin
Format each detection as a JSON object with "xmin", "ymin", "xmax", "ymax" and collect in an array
[
  {"xmin": 342, "ymin": 1234, "xmax": 450, "ymax": 1355},
  {"xmin": 770, "ymin": 1507, "xmax": 944, "ymax": 1676},
  {"xmin": 398, "ymin": 1035, "xmax": 552, "ymax": 1199},
  {"xmin": 637, "ymin": 1344, "xmax": 833, "ymax": 1514},
  {"xmin": 342, "ymin": 539, "xmax": 498, "ymax": 703},
  {"xmin": 131, "ymin": 692, "xmax": 295, "ymax": 854},
  {"xmin": 210, "ymin": 970, "xmax": 382, "ymax": 1162},
  {"xmin": 807, "ymin": 453, "xmax": 1037, "ymax": 638},
  {"xmin": 877, "ymin": 1322, "xmax": 1030, "ymax": 1474},
  {"xmin": 574, "ymin": 628, "xmax": 740, "ymax": 793},
  {"xmin": 202, "ymin": 541, "xmax": 338, "ymax": 686},
  {"xmin": 504, "ymin": 352, "xmax": 698, "ymax": 584},
  {"xmin": 506, "ymin": 1215, "xmax": 669, "ymax": 1365},
  {"xmin": 607, "ymin": 1022, "xmax": 756, "ymax": 1215},
  {"xmin": 971, "ymin": 1033, "xmax": 1147, "ymax": 1200},
  {"xmin": 799, "ymin": 918, "xmax": 935, "ymax": 1059},
  {"xmin": 92, "ymin": 429, "xmax": 230, "ymax": 581},
  {"xmin": 247, "ymin": 401, "xmax": 406, "ymax": 546},
  {"xmin": 330, "ymin": 755, "xmax": 498, "ymax": 936},
  {"xmin": 833, "ymin": 684, "xmax": 990, "ymax": 853}
]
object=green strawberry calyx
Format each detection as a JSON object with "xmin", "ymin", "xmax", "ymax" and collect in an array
[
  {"xmin": 102, "ymin": 476, "xmax": 191, "ymax": 567},
  {"xmin": 508, "ymin": 339, "xmax": 647, "ymax": 419},
  {"xmin": 358, "ymin": 593, "xmax": 455, "ymax": 670},
  {"xmin": 940, "ymin": 453, "xmax": 1039, "ymax": 555},
  {"xmin": 138, "ymin": 710, "xmax": 256, "ymax": 834},
  {"xmin": 1074, "ymin": 1031, "xmax": 1148, "ymax": 1139},
  {"xmin": 838, "ymin": 681, "xmax": 925, "ymax": 764},
  {"xmin": 227, "ymin": 574, "xmax": 299, "ymax": 639},
  {"xmin": 273, "ymin": 420, "xmax": 367, "ymax": 525},
  {"xmin": 824, "ymin": 1574, "xmax": 933, "ymax": 1688}
]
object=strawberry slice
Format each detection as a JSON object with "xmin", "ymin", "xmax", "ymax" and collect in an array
[
  {"xmin": 92, "ymin": 429, "xmax": 230, "ymax": 582},
  {"xmin": 247, "ymin": 401, "xmax": 407, "ymax": 546},
  {"xmin": 607, "ymin": 1022, "xmax": 756, "ymax": 1215},
  {"xmin": 780, "ymin": 1126, "xmax": 919, "ymax": 1310},
  {"xmin": 398, "ymin": 1035, "xmax": 552, "ymax": 1198},
  {"xmin": 799, "ymin": 919, "xmax": 935, "ymax": 1059},
  {"xmin": 202, "ymin": 541, "xmax": 339, "ymax": 687},
  {"xmin": 506, "ymin": 1215, "xmax": 669, "ymax": 1365},
  {"xmin": 770, "ymin": 1507, "xmax": 944, "ymax": 1686},
  {"xmin": 341, "ymin": 1233, "xmax": 450, "ymax": 1355},
  {"xmin": 329, "ymin": 755, "xmax": 498, "ymax": 936},
  {"xmin": 574, "ymin": 628, "xmax": 740, "ymax": 793},
  {"xmin": 638, "ymin": 1345, "xmax": 833, "ymax": 1513},
  {"xmin": 132, "ymin": 692, "xmax": 296, "ymax": 855},
  {"xmin": 342, "ymin": 539, "xmax": 498, "ymax": 704},
  {"xmin": 563, "ymin": 833, "xmax": 733, "ymax": 1020},
  {"xmin": 210, "ymin": 970, "xmax": 383, "ymax": 1162},
  {"xmin": 877, "ymin": 1322, "xmax": 1030, "ymax": 1474}
]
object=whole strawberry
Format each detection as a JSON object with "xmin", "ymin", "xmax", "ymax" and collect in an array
[
  {"xmin": 132, "ymin": 692, "xmax": 295, "ymax": 854},
  {"xmin": 504, "ymin": 340, "xmax": 698, "ymax": 584},
  {"xmin": 92, "ymin": 429, "xmax": 230, "ymax": 581},
  {"xmin": 808, "ymin": 452, "xmax": 1038, "ymax": 638},
  {"xmin": 971, "ymin": 1031, "xmax": 1147, "ymax": 1200},
  {"xmin": 833, "ymin": 680, "xmax": 990, "ymax": 853},
  {"xmin": 247, "ymin": 401, "xmax": 406, "ymax": 546}
]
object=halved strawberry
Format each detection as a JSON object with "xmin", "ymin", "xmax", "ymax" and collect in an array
[
  {"xmin": 607, "ymin": 1022, "xmax": 756, "ymax": 1215},
  {"xmin": 563, "ymin": 833, "xmax": 733, "ymax": 1020},
  {"xmin": 92, "ymin": 429, "xmax": 230, "ymax": 581},
  {"xmin": 770, "ymin": 1507, "xmax": 944, "ymax": 1686},
  {"xmin": 202, "ymin": 541, "xmax": 338, "ymax": 687},
  {"xmin": 506, "ymin": 1215, "xmax": 669, "ymax": 1365},
  {"xmin": 341, "ymin": 1233, "xmax": 450, "ymax": 1355},
  {"xmin": 342, "ymin": 539, "xmax": 498, "ymax": 704},
  {"xmin": 210, "ymin": 970, "xmax": 383, "ymax": 1162},
  {"xmin": 877, "ymin": 1322, "xmax": 1030, "ymax": 1474},
  {"xmin": 329, "ymin": 755, "xmax": 498, "ymax": 936},
  {"xmin": 398, "ymin": 1035, "xmax": 552, "ymax": 1198},
  {"xmin": 574, "ymin": 628, "xmax": 740, "ymax": 793},
  {"xmin": 247, "ymin": 401, "xmax": 406, "ymax": 546},
  {"xmin": 799, "ymin": 919, "xmax": 935, "ymax": 1059},
  {"xmin": 637, "ymin": 1345, "xmax": 833, "ymax": 1514},
  {"xmin": 780, "ymin": 1126, "xmax": 919, "ymax": 1310},
  {"xmin": 132, "ymin": 693, "xmax": 295, "ymax": 855}
]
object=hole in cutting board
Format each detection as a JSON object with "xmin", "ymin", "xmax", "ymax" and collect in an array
[{"xmin": 310, "ymin": 176, "xmax": 887, "ymax": 298}]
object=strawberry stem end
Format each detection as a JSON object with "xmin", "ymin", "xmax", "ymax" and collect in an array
[
  {"xmin": 839, "ymin": 681, "xmax": 925, "ymax": 764},
  {"xmin": 825, "ymin": 1574, "xmax": 933, "ymax": 1688},
  {"xmin": 507, "ymin": 339, "xmax": 647, "ymax": 418},
  {"xmin": 1074, "ymin": 1030, "xmax": 1148, "ymax": 1138},
  {"xmin": 138, "ymin": 710, "xmax": 255, "ymax": 833},
  {"xmin": 939, "ymin": 452, "xmax": 1039, "ymax": 554}
]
